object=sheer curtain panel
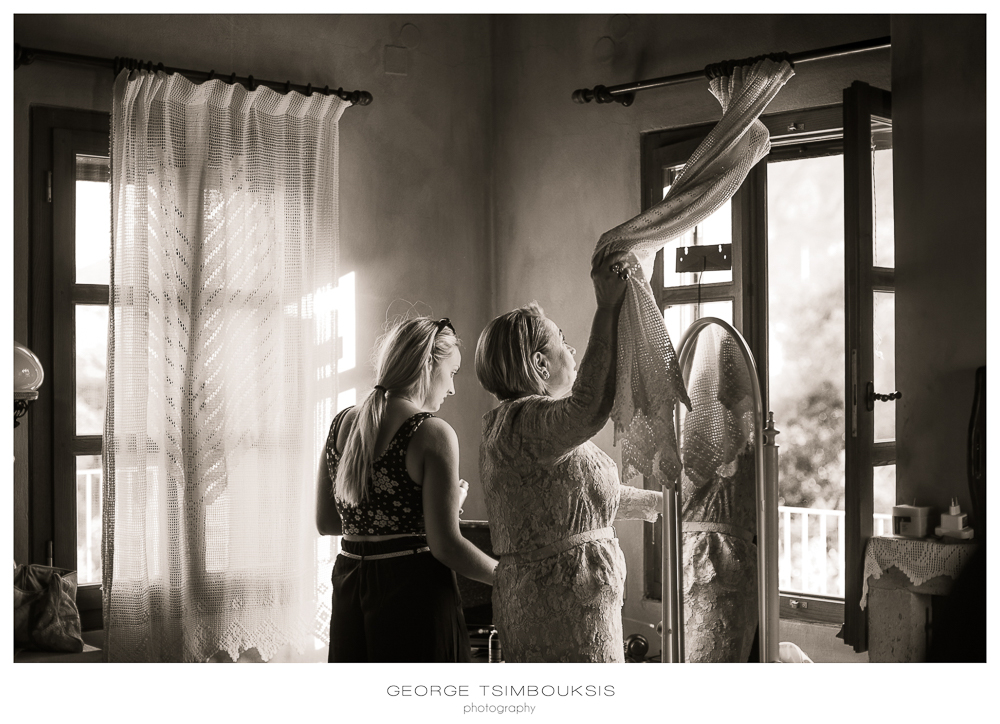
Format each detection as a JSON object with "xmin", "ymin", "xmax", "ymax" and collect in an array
[
  {"xmin": 593, "ymin": 56, "xmax": 794, "ymax": 490},
  {"xmin": 103, "ymin": 68, "xmax": 346, "ymax": 662}
]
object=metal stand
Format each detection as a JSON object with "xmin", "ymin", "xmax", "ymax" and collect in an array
[
  {"xmin": 761, "ymin": 413, "xmax": 781, "ymax": 662},
  {"xmin": 660, "ymin": 480, "xmax": 684, "ymax": 662}
]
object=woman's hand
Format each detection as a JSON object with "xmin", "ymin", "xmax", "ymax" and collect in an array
[
  {"xmin": 591, "ymin": 250, "xmax": 633, "ymax": 310},
  {"xmin": 457, "ymin": 479, "xmax": 469, "ymax": 516}
]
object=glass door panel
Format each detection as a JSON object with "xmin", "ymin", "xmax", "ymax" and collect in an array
[
  {"xmin": 664, "ymin": 300, "xmax": 732, "ymax": 349},
  {"xmin": 660, "ymin": 170, "xmax": 733, "ymax": 287},
  {"xmin": 872, "ymin": 135, "xmax": 894, "ymax": 268},
  {"xmin": 767, "ymin": 153, "xmax": 847, "ymax": 598},
  {"xmin": 75, "ymin": 305, "xmax": 109, "ymax": 436},
  {"xmin": 75, "ymin": 155, "xmax": 111, "ymax": 284},
  {"xmin": 873, "ymin": 291, "xmax": 896, "ymax": 443},
  {"xmin": 873, "ymin": 464, "xmax": 896, "ymax": 528}
]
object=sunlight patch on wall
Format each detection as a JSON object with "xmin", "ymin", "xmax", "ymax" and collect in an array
[
  {"xmin": 337, "ymin": 388, "xmax": 356, "ymax": 413},
  {"xmin": 336, "ymin": 271, "xmax": 355, "ymax": 373}
]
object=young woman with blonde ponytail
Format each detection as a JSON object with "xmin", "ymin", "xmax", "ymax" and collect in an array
[{"xmin": 315, "ymin": 317, "xmax": 497, "ymax": 662}]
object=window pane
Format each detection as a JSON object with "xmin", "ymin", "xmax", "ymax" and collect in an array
[
  {"xmin": 873, "ymin": 291, "xmax": 896, "ymax": 443},
  {"xmin": 768, "ymin": 154, "xmax": 846, "ymax": 597},
  {"xmin": 76, "ymin": 455, "xmax": 103, "ymax": 585},
  {"xmin": 663, "ymin": 300, "xmax": 732, "ymax": 350},
  {"xmin": 873, "ymin": 464, "xmax": 896, "ymax": 524},
  {"xmin": 873, "ymin": 146, "xmax": 894, "ymax": 268},
  {"xmin": 76, "ymin": 304, "xmax": 108, "ymax": 435},
  {"xmin": 661, "ymin": 169, "xmax": 732, "ymax": 287},
  {"xmin": 75, "ymin": 154, "xmax": 111, "ymax": 285}
]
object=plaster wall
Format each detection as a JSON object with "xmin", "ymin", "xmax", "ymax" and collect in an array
[
  {"xmin": 891, "ymin": 15, "xmax": 987, "ymax": 522},
  {"xmin": 12, "ymin": 14, "xmax": 496, "ymax": 564},
  {"xmin": 490, "ymin": 13, "xmax": 893, "ymax": 649}
]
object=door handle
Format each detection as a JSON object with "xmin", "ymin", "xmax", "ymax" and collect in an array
[{"xmin": 866, "ymin": 381, "xmax": 901, "ymax": 411}]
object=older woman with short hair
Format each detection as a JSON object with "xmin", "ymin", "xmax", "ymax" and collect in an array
[{"xmin": 475, "ymin": 254, "xmax": 663, "ymax": 663}]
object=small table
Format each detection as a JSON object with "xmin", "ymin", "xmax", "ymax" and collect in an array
[{"xmin": 861, "ymin": 535, "xmax": 978, "ymax": 662}]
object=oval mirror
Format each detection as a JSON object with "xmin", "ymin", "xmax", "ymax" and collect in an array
[{"xmin": 669, "ymin": 317, "xmax": 778, "ymax": 662}]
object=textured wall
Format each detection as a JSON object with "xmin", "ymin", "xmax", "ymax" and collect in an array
[
  {"xmin": 490, "ymin": 13, "xmax": 893, "ymax": 650},
  {"xmin": 891, "ymin": 15, "xmax": 986, "ymax": 524},
  {"xmin": 12, "ymin": 14, "xmax": 496, "ymax": 562}
]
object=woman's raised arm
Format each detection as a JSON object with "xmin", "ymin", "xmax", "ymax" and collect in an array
[{"xmin": 514, "ymin": 252, "xmax": 632, "ymax": 462}]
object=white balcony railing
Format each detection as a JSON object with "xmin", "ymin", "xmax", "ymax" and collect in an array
[
  {"xmin": 77, "ymin": 467, "xmax": 103, "ymax": 585},
  {"xmin": 778, "ymin": 506, "xmax": 893, "ymax": 598}
]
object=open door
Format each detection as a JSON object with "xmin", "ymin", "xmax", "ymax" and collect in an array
[{"xmin": 843, "ymin": 80, "xmax": 895, "ymax": 653}]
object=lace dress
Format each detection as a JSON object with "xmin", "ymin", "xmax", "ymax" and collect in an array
[
  {"xmin": 679, "ymin": 327, "xmax": 758, "ymax": 662},
  {"xmin": 480, "ymin": 335, "xmax": 661, "ymax": 663}
]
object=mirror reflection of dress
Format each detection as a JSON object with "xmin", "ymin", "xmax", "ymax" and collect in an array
[{"xmin": 680, "ymin": 328, "xmax": 758, "ymax": 662}]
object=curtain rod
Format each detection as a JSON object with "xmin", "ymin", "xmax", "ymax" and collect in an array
[
  {"xmin": 13, "ymin": 43, "xmax": 373, "ymax": 106},
  {"xmin": 572, "ymin": 35, "xmax": 890, "ymax": 107}
]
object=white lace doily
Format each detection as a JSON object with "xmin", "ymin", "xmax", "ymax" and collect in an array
[{"xmin": 860, "ymin": 536, "xmax": 979, "ymax": 609}]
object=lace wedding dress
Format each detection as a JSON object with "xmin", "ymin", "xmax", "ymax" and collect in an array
[
  {"xmin": 680, "ymin": 326, "xmax": 758, "ymax": 662},
  {"xmin": 480, "ymin": 335, "xmax": 661, "ymax": 663}
]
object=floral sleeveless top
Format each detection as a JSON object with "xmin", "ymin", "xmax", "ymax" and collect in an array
[{"xmin": 325, "ymin": 407, "xmax": 432, "ymax": 536}]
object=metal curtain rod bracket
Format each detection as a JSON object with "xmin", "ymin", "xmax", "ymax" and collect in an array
[
  {"xmin": 572, "ymin": 35, "xmax": 890, "ymax": 106},
  {"xmin": 14, "ymin": 43, "xmax": 373, "ymax": 106}
]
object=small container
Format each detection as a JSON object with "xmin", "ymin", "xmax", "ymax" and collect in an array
[
  {"xmin": 488, "ymin": 627, "xmax": 503, "ymax": 663},
  {"xmin": 935, "ymin": 498, "xmax": 974, "ymax": 539},
  {"xmin": 892, "ymin": 505, "xmax": 931, "ymax": 538}
]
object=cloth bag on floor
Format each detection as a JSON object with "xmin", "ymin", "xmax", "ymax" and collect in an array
[{"xmin": 14, "ymin": 564, "xmax": 85, "ymax": 653}]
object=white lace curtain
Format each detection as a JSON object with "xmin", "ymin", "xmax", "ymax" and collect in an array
[
  {"xmin": 103, "ymin": 68, "xmax": 346, "ymax": 662},
  {"xmin": 593, "ymin": 56, "xmax": 795, "ymax": 490}
]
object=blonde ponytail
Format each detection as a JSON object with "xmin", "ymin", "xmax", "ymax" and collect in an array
[{"xmin": 334, "ymin": 318, "xmax": 459, "ymax": 506}]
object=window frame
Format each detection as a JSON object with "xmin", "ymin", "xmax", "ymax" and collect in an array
[
  {"xmin": 639, "ymin": 102, "xmax": 893, "ymax": 633},
  {"xmin": 29, "ymin": 106, "xmax": 111, "ymax": 630}
]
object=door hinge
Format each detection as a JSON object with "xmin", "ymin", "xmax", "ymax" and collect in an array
[{"xmin": 46, "ymin": 171, "xmax": 52, "ymax": 203}]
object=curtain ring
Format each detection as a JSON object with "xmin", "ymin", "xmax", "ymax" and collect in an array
[
  {"xmin": 285, "ymin": 80, "xmax": 291, "ymax": 94},
  {"xmin": 229, "ymin": 72, "xmax": 237, "ymax": 85},
  {"xmin": 305, "ymin": 83, "xmax": 312, "ymax": 96},
  {"xmin": 323, "ymin": 85, "xmax": 330, "ymax": 96},
  {"xmin": 207, "ymin": 69, "xmax": 215, "ymax": 81},
  {"xmin": 248, "ymin": 75, "xmax": 255, "ymax": 90}
]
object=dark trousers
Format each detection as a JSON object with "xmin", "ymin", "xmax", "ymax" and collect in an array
[{"xmin": 328, "ymin": 537, "xmax": 472, "ymax": 663}]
